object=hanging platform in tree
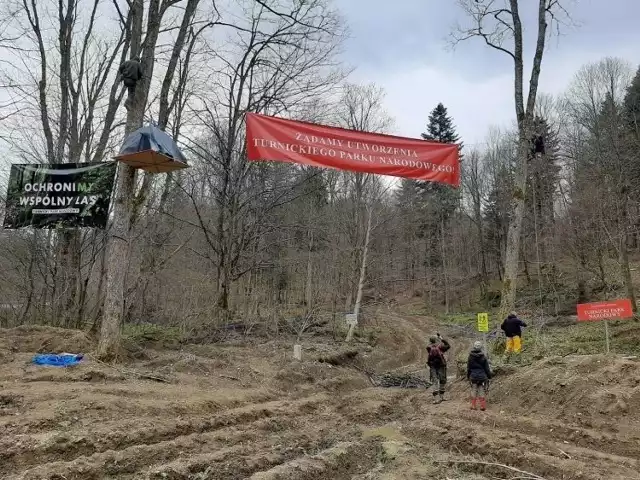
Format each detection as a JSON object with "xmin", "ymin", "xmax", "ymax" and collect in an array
[{"xmin": 115, "ymin": 124, "xmax": 188, "ymax": 173}]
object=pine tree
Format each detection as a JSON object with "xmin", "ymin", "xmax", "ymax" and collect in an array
[
  {"xmin": 623, "ymin": 65, "xmax": 640, "ymax": 133},
  {"xmin": 623, "ymin": 66, "xmax": 640, "ymax": 192},
  {"xmin": 421, "ymin": 103, "xmax": 461, "ymax": 145},
  {"xmin": 596, "ymin": 91, "xmax": 638, "ymax": 310},
  {"xmin": 398, "ymin": 103, "xmax": 462, "ymax": 311},
  {"xmin": 417, "ymin": 103, "xmax": 463, "ymax": 225}
]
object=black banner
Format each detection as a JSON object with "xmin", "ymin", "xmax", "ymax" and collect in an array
[{"xmin": 2, "ymin": 162, "xmax": 117, "ymax": 229}]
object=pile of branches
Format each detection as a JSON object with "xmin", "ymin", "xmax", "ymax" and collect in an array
[{"xmin": 368, "ymin": 371, "xmax": 431, "ymax": 389}]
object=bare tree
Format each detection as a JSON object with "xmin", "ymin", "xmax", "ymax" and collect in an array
[
  {"xmin": 179, "ymin": 0, "xmax": 345, "ymax": 315},
  {"xmin": 99, "ymin": 0, "xmax": 208, "ymax": 359},
  {"xmin": 333, "ymin": 83, "xmax": 393, "ymax": 311},
  {"xmin": 560, "ymin": 58, "xmax": 637, "ymax": 310},
  {"xmin": 462, "ymin": 149, "xmax": 490, "ymax": 296},
  {"xmin": 0, "ymin": 0, "xmax": 130, "ymax": 326},
  {"xmin": 453, "ymin": 0, "xmax": 571, "ymax": 318}
]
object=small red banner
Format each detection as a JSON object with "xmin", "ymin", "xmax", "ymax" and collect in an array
[
  {"xmin": 577, "ymin": 299, "xmax": 634, "ymax": 321},
  {"xmin": 246, "ymin": 113, "xmax": 460, "ymax": 186}
]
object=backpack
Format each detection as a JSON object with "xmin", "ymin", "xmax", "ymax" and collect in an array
[{"xmin": 428, "ymin": 344, "xmax": 445, "ymax": 366}]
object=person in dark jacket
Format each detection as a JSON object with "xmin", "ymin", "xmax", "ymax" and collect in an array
[
  {"xmin": 501, "ymin": 311, "xmax": 527, "ymax": 356},
  {"xmin": 426, "ymin": 333, "xmax": 450, "ymax": 404},
  {"xmin": 467, "ymin": 341, "xmax": 492, "ymax": 411},
  {"xmin": 118, "ymin": 56, "xmax": 144, "ymax": 108}
]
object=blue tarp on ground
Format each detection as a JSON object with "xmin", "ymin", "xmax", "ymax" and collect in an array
[
  {"xmin": 32, "ymin": 353, "xmax": 84, "ymax": 367},
  {"xmin": 117, "ymin": 124, "xmax": 187, "ymax": 165}
]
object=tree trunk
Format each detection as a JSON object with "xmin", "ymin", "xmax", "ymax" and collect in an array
[
  {"xmin": 218, "ymin": 267, "xmax": 230, "ymax": 310},
  {"xmin": 346, "ymin": 206, "xmax": 372, "ymax": 342},
  {"xmin": 440, "ymin": 217, "xmax": 450, "ymax": 314},
  {"xmin": 305, "ymin": 228, "xmax": 314, "ymax": 312},
  {"xmin": 499, "ymin": 0, "xmax": 549, "ymax": 319},
  {"xmin": 97, "ymin": 0, "xmax": 146, "ymax": 359},
  {"xmin": 500, "ymin": 139, "xmax": 529, "ymax": 319},
  {"xmin": 473, "ymin": 193, "xmax": 488, "ymax": 296},
  {"xmin": 522, "ymin": 242, "xmax": 531, "ymax": 285},
  {"xmin": 619, "ymin": 194, "xmax": 637, "ymax": 311},
  {"xmin": 98, "ymin": 164, "xmax": 137, "ymax": 358},
  {"xmin": 596, "ymin": 245, "xmax": 607, "ymax": 290},
  {"xmin": 576, "ymin": 250, "xmax": 588, "ymax": 303},
  {"xmin": 57, "ymin": 230, "xmax": 81, "ymax": 326}
]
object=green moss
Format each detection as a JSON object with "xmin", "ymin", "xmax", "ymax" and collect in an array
[
  {"xmin": 513, "ymin": 186, "xmax": 525, "ymax": 200},
  {"xmin": 122, "ymin": 323, "xmax": 183, "ymax": 349}
]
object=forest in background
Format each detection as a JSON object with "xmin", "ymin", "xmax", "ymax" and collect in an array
[{"xmin": 1, "ymin": 0, "xmax": 640, "ymax": 343}]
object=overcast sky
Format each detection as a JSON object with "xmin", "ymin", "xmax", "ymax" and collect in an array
[{"xmin": 336, "ymin": 0, "xmax": 640, "ymax": 146}]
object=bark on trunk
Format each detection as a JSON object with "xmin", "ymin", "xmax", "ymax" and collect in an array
[
  {"xmin": 619, "ymin": 194, "xmax": 638, "ymax": 311},
  {"xmin": 440, "ymin": 217, "xmax": 449, "ymax": 314},
  {"xmin": 473, "ymin": 189, "xmax": 488, "ymax": 297},
  {"xmin": 305, "ymin": 229, "xmax": 314, "ymax": 312},
  {"xmin": 499, "ymin": 0, "xmax": 548, "ymax": 319},
  {"xmin": 97, "ymin": 0, "xmax": 146, "ymax": 359},
  {"xmin": 499, "ymin": 141, "xmax": 528, "ymax": 319},
  {"xmin": 577, "ymin": 251, "xmax": 588, "ymax": 303},
  {"xmin": 346, "ymin": 206, "xmax": 372, "ymax": 342},
  {"xmin": 57, "ymin": 230, "xmax": 82, "ymax": 327}
]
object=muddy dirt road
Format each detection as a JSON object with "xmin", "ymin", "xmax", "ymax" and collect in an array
[{"xmin": 1, "ymin": 310, "xmax": 639, "ymax": 479}]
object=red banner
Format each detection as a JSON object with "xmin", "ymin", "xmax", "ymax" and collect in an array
[
  {"xmin": 246, "ymin": 113, "xmax": 460, "ymax": 186},
  {"xmin": 577, "ymin": 299, "xmax": 634, "ymax": 321}
]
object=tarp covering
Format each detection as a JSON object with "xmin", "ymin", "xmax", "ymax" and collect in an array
[
  {"xmin": 246, "ymin": 112, "xmax": 460, "ymax": 186},
  {"xmin": 117, "ymin": 124, "xmax": 187, "ymax": 165},
  {"xmin": 32, "ymin": 353, "xmax": 84, "ymax": 367}
]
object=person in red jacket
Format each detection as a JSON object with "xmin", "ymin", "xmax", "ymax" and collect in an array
[{"xmin": 427, "ymin": 333, "xmax": 450, "ymax": 404}]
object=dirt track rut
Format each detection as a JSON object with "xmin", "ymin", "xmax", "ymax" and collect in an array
[{"xmin": 1, "ymin": 313, "xmax": 639, "ymax": 479}]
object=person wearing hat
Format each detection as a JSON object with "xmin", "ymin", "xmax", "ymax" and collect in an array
[
  {"xmin": 500, "ymin": 311, "xmax": 527, "ymax": 357},
  {"xmin": 426, "ymin": 333, "xmax": 450, "ymax": 404},
  {"xmin": 467, "ymin": 340, "xmax": 493, "ymax": 411}
]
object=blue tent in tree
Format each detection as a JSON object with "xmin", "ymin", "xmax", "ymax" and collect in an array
[{"xmin": 115, "ymin": 124, "xmax": 188, "ymax": 173}]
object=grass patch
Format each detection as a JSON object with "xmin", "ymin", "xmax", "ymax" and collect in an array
[
  {"xmin": 122, "ymin": 323, "xmax": 184, "ymax": 349},
  {"xmin": 438, "ymin": 312, "xmax": 478, "ymax": 327},
  {"xmin": 485, "ymin": 319, "xmax": 640, "ymax": 365},
  {"xmin": 437, "ymin": 311, "xmax": 502, "ymax": 333}
]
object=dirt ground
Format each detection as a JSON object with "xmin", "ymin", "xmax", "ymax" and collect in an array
[{"xmin": 1, "ymin": 307, "xmax": 639, "ymax": 480}]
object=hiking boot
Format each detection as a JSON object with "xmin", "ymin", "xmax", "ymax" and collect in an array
[
  {"xmin": 433, "ymin": 396, "xmax": 443, "ymax": 404},
  {"xmin": 471, "ymin": 397, "xmax": 477, "ymax": 410},
  {"xmin": 479, "ymin": 397, "xmax": 486, "ymax": 411}
]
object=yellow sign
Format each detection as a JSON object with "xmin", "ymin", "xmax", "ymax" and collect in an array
[{"xmin": 477, "ymin": 312, "xmax": 489, "ymax": 332}]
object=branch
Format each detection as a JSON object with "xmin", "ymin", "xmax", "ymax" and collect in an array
[
  {"xmin": 434, "ymin": 459, "xmax": 547, "ymax": 480},
  {"xmin": 22, "ymin": 0, "xmax": 55, "ymax": 163},
  {"xmin": 451, "ymin": 0, "xmax": 516, "ymax": 61},
  {"xmin": 251, "ymin": 0, "xmax": 334, "ymax": 35}
]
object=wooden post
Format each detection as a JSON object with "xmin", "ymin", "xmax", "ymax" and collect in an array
[{"xmin": 604, "ymin": 319, "xmax": 610, "ymax": 354}]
